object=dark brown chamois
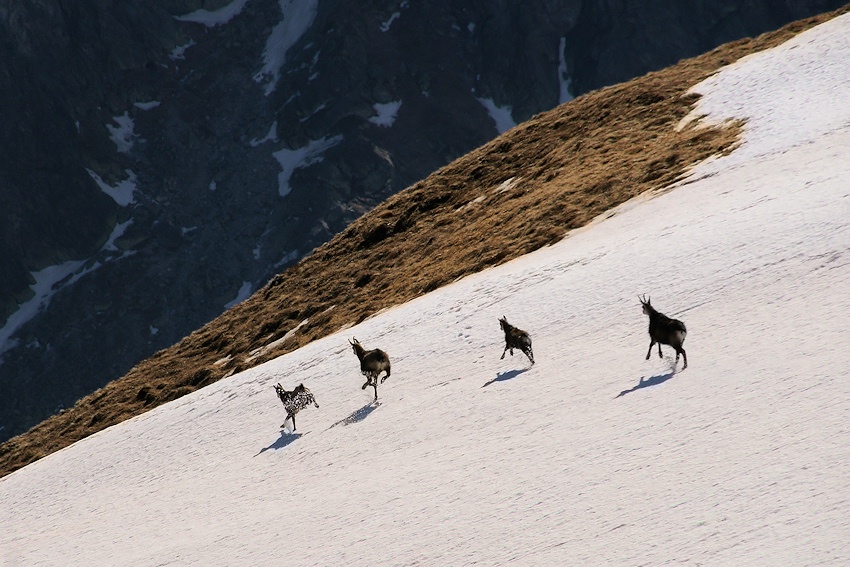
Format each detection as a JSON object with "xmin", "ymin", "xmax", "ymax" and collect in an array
[
  {"xmin": 274, "ymin": 382, "xmax": 319, "ymax": 431},
  {"xmin": 499, "ymin": 316, "xmax": 534, "ymax": 365},
  {"xmin": 640, "ymin": 295, "xmax": 688, "ymax": 369},
  {"xmin": 349, "ymin": 338, "xmax": 391, "ymax": 400}
]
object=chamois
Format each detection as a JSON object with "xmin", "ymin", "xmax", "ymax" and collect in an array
[
  {"xmin": 349, "ymin": 338, "xmax": 391, "ymax": 400},
  {"xmin": 274, "ymin": 382, "xmax": 319, "ymax": 431},
  {"xmin": 499, "ymin": 316, "xmax": 534, "ymax": 365},
  {"xmin": 639, "ymin": 295, "xmax": 688, "ymax": 369}
]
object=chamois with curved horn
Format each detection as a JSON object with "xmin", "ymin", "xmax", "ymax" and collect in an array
[
  {"xmin": 639, "ymin": 295, "xmax": 688, "ymax": 369},
  {"xmin": 499, "ymin": 316, "xmax": 534, "ymax": 365},
  {"xmin": 274, "ymin": 382, "xmax": 319, "ymax": 431},
  {"xmin": 349, "ymin": 338, "xmax": 391, "ymax": 400}
]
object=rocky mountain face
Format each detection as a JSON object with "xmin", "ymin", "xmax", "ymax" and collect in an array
[{"xmin": 0, "ymin": 0, "xmax": 843, "ymax": 442}]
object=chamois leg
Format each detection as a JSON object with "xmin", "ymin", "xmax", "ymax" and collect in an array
[
  {"xmin": 657, "ymin": 343, "xmax": 663, "ymax": 359},
  {"xmin": 646, "ymin": 341, "xmax": 655, "ymax": 360},
  {"xmin": 291, "ymin": 414, "xmax": 296, "ymax": 431},
  {"xmin": 524, "ymin": 347, "xmax": 535, "ymax": 365},
  {"xmin": 677, "ymin": 348, "xmax": 688, "ymax": 369},
  {"xmin": 372, "ymin": 380, "xmax": 378, "ymax": 401},
  {"xmin": 501, "ymin": 346, "xmax": 508, "ymax": 360},
  {"xmin": 381, "ymin": 368, "xmax": 391, "ymax": 384}
]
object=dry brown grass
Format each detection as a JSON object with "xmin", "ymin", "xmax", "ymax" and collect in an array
[{"xmin": 2, "ymin": 6, "xmax": 846, "ymax": 478}]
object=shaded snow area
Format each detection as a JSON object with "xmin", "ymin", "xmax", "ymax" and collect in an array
[
  {"xmin": 254, "ymin": 0, "xmax": 319, "ymax": 95},
  {"xmin": 274, "ymin": 249, "xmax": 299, "ymax": 268},
  {"xmin": 0, "ymin": 220, "xmax": 134, "ymax": 360},
  {"xmin": 134, "ymin": 101, "xmax": 161, "ymax": 111},
  {"xmin": 477, "ymin": 97, "xmax": 517, "ymax": 133},
  {"xmin": 249, "ymin": 121, "xmax": 279, "ymax": 146},
  {"xmin": 169, "ymin": 40, "xmax": 195, "ymax": 60},
  {"xmin": 3, "ymin": 14, "xmax": 850, "ymax": 566},
  {"xmin": 175, "ymin": 0, "xmax": 250, "ymax": 27},
  {"xmin": 0, "ymin": 262, "xmax": 84, "ymax": 359},
  {"xmin": 272, "ymin": 135, "xmax": 343, "ymax": 197},
  {"xmin": 106, "ymin": 112, "xmax": 137, "ymax": 153},
  {"xmin": 368, "ymin": 100, "xmax": 402, "ymax": 127},
  {"xmin": 380, "ymin": 1, "xmax": 409, "ymax": 31},
  {"xmin": 86, "ymin": 168, "xmax": 137, "ymax": 207},
  {"xmin": 380, "ymin": 12, "xmax": 401, "ymax": 32},
  {"xmin": 558, "ymin": 37, "xmax": 574, "ymax": 104},
  {"xmin": 224, "ymin": 281, "xmax": 253, "ymax": 309}
]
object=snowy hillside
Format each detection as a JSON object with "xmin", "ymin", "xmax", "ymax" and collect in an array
[{"xmin": 3, "ymin": 13, "xmax": 850, "ymax": 566}]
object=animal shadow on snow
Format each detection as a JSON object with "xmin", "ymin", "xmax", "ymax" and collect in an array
[
  {"xmin": 329, "ymin": 401, "xmax": 382, "ymax": 428},
  {"xmin": 615, "ymin": 370, "xmax": 676, "ymax": 398},
  {"xmin": 254, "ymin": 431, "xmax": 304, "ymax": 457},
  {"xmin": 482, "ymin": 367, "xmax": 530, "ymax": 388}
]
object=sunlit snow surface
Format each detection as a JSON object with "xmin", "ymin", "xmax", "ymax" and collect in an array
[{"xmin": 2, "ymin": 14, "xmax": 850, "ymax": 567}]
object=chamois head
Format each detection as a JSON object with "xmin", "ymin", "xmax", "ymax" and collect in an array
[
  {"xmin": 274, "ymin": 382, "xmax": 288, "ymax": 403},
  {"xmin": 499, "ymin": 316, "xmax": 509, "ymax": 332},
  {"xmin": 349, "ymin": 337, "xmax": 365, "ymax": 357},
  {"xmin": 639, "ymin": 295, "xmax": 653, "ymax": 315}
]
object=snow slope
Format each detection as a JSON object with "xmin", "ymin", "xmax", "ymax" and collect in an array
[{"xmin": 3, "ymin": 14, "xmax": 850, "ymax": 567}]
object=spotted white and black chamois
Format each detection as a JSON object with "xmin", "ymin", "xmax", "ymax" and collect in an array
[
  {"xmin": 499, "ymin": 316, "xmax": 534, "ymax": 365},
  {"xmin": 349, "ymin": 338, "xmax": 391, "ymax": 400},
  {"xmin": 640, "ymin": 295, "xmax": 688, "ymax": 369},
  {"xmin": 274, "ymin": 382, "xmax": 319, "ymax": 431}
]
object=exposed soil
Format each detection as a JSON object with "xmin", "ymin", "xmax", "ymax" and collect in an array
[{"xmin": 2, "ymin": 6, "xmax": 846, "ymax": 478}]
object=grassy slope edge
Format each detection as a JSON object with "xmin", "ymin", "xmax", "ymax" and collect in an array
[{"xmin": 2, "ymin": 6, "xmax": 846, "ymax": 478}]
